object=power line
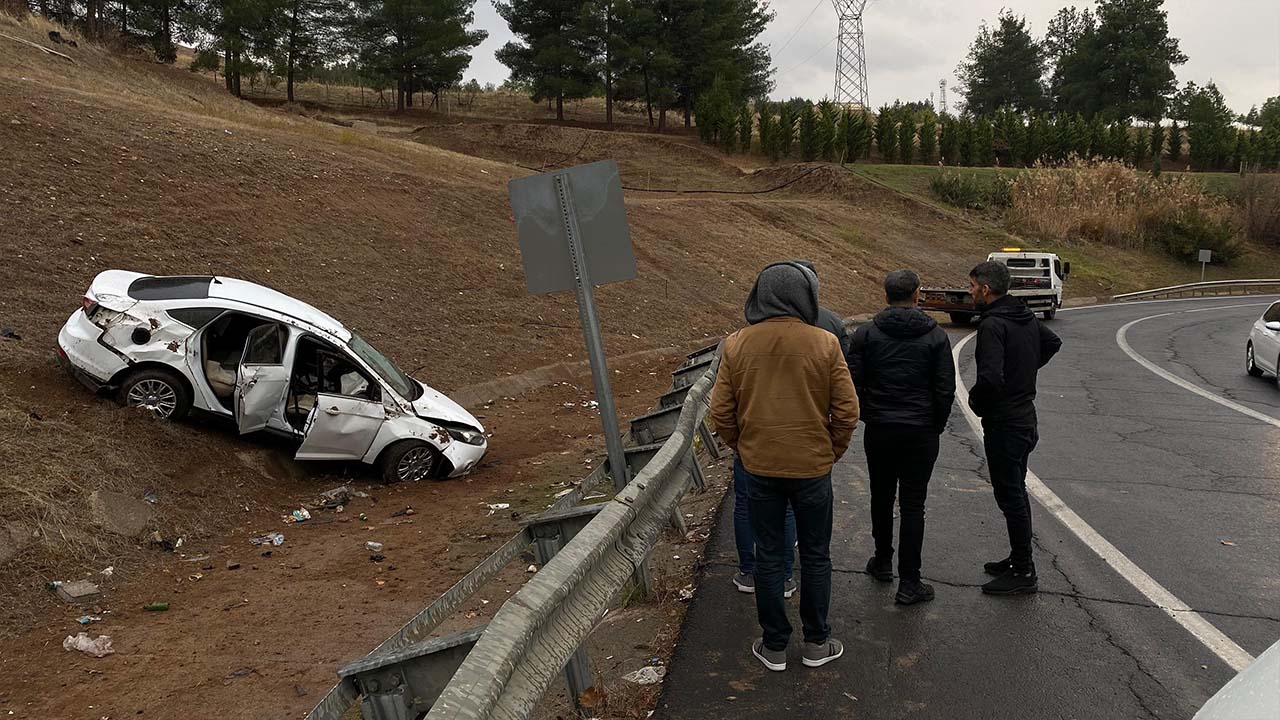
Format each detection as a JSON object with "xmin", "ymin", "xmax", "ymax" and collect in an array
[
  {"xmin": 772, "ymin": 0, "xmax": 826, "ymax": 55},
  {"xmin": 776, "ymin": 34, "xmax": 838, "ymax": 77}
]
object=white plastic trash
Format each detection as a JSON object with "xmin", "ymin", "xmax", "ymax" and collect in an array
[
  {"xmin": 622, "ymin": 666, "xmax": 666, "ymax": 685},
  {"xmin": 63, "ymin": 632, "xmax": 114, "ymax": 658}
]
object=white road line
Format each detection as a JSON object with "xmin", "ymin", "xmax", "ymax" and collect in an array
[
  {"xmin": 1116, "ymin": 303, "xmax": 1280, "ymax": 429},
  {"xmin": 952, "ymin": 331, "xmax": 1256, "ymax": 673}
]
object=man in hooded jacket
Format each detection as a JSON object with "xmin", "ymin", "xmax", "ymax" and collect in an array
[
  {"xmin": 848, "ymin": 270, "xmax": 955, "ymax": 605},
  {"xmin": 968, "ymin": 261, "xmax": 1062, "ymax": 595},
  {"xmin": 710, "ymin": 261, "xmax": 860, "ymax": 672}
]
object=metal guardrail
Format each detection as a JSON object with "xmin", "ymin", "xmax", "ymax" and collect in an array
[
  {"xmin": 303, "ymin": 346, "xmax": 722, "ymax": 720},
  {"xmin": 1113, "ymin": 279, "xmax": 1280, "ymax": 302},
  {"xmin": 426, "ymin": 361, "xmax": 718, "ymax": 719}
]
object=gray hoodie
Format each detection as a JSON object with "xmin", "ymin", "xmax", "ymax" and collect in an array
[{"xmin": 744, "ymin": 262, "xmax": 820, "ymax": 326}]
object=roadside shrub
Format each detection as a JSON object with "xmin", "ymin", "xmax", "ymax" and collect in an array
[
  {"xmin": 929, "ymin": 170, "xmax": 1012, "ymax": 211},
  {"xmin": 1240, "ymin": 173, "xmax": 1280, "ymax": 247},
  {"xmin": 1003, "ymin": 159, "xmax": 1243, "ymax": 261}
]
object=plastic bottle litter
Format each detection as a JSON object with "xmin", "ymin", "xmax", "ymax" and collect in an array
[
  {"xmin": 290, "ymin": 509, "xmax": 311, "ymax": 522},
  {"xmin": 365, "ymin": 541, "xmax": 384, "ymax": 552},
  {"xmin": 486, "ymin": 503, "xmax": 510, "ymax": 516},
  {"xmin": 63, "ymin": 632, "xmax": 114, "ymax": 657},
  {"xmin": 76, "ymin": 615, "xmax": 103, "ymax": 625},
  {"xmin": 249, "ymin": 532, "xmax": 285, "ymax": 546},
  {"xmin": 144, "ymin": 602, "xmax": 169, "ymax": 612}
]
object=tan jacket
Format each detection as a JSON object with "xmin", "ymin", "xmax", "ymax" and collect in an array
[{"xmin": 710, "ymin": 317, "xmax": 860, "ymax": 479}]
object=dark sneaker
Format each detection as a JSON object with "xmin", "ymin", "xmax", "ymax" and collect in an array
[
  {"xmin": 865, "ymin": 555, "xmax": 893, "ymax": 582},
  {"xmin": 752, "ymin": 639, "xmax": 787, "ymax": 672},
  {"xmin": 733, "ymin": 573, "xmax": 755, "ymax": 594},
  {"xmin": 801, "ymin": 638, "xmax": 844, "ymax": 668},
  {"xmin": 982, "ymin": 569, "xmax": 1038, "ymax": 595},
  {"xmin": 895, "ymin": 579, "xmax": 935, "ymax": 605},
  {"xmin": 783, "ymin": 578, "xmax": 797, "ymax": 599},
  {"xmin": 983, "ymin": 557, "xmax": 1012, "ymax": 576}
]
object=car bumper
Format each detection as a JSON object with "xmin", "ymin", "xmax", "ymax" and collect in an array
[
  {"xmin": 58, "ymin": 310, "xmax": 128, "ymax": 390},
  {"xmin": 442, "ymin": 439, "xmax": 488, "ymax": 478}
]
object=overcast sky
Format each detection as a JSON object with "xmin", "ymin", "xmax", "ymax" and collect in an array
[{"xmin": 465, "ymin": 0, "xmax": 1280, "ymax": 114}]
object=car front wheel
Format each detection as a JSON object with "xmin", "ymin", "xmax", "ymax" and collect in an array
[
  {"xmin": 380, "ymin": 441, "xmax": 444, "ymax": 483},
  {"xmin": 119, "ymin": 368, "xmax": 192, "ymax": 420}
]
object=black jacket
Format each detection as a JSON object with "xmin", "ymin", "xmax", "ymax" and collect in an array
[
  {"xmin": 816, "ymin": 306, "xmax": 851, "ymax": 357},
  {"xmin": 848, "ymin": 306, "xmax": 956, "ymax": 433},
  {"xmin": 969, "ymin": 294, "xmax": 1063, "ymax": 427}
]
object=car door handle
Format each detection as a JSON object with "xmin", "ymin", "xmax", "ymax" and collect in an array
[{"xmin": 325, "ymin": 406, "xmax": 342, "ymax": 416}]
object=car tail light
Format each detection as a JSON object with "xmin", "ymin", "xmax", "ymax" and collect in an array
[{"xmin": 82, "ymin": 296, "xmax": 98, "ymax": 317}]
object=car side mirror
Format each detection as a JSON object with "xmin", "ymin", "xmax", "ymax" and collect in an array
[
  {"xmin": 1266, "ymin": 321, "xmax": 1280, "ymax": 332},
  {"xmin": 1062, "ymin": 261, "xmax": 1071, "ymax": 277}
]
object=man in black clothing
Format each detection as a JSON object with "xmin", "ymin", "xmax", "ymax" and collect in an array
[
  {"xmin": 848, "ymin": 270, "xmax": 955, "ymax": 605},
  {"xmin": 967, "ymin": 261, "xmax": 1063, "ymax": 595},
  {"xmin": 797, "ymin": 260, "xmax": 851, "ymax": 356}
]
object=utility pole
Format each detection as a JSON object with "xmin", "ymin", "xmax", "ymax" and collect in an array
[{"xmin": 832, "ymin": 0, "xmax": 870, "ymax": 108}]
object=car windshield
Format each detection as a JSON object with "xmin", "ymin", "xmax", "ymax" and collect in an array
[{"xmin": 349, "ymin": 333, "xmax": 421, "ymax": 401}]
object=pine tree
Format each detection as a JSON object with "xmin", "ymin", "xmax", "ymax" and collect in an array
[
  {"xmin": 939, "ymin": 114, "xmax": 958, "ymax": 165},
  {"xmin": 1108, "ymin": 122, "xmax": 1131, "ymax": 162},
  {"xmin": 1166, "ymin": 119, "xmax": 1182, "ymax": 163},
  {"xmin": 898, "ymin": 110, "xmax": 916, "ymax": 164},
  {"xmin": 817, "ymin": 99, "xmax": 839, "ymax": 161},
  {"xmin": 958, "ymin": 10, "xmax": 1047, "ymax": 115},
  {"xmin": 1149, "ymin": 123, "xmax": 1165, "ymax": 165},
  {"xmin": 1025, "ymin": 113, "xmax": 1048, "ymax": 165},
  {"xmin": 799, "ymin": 103, "xmax": 819, "ymax": 161},
  {"xmin": 958, "ymin": 116, "xmax": 975, "ymax": 166},
  {"xmin": 873, "ymin": 105, "xmax": 897, "ymax": 163},
  {"xmin": 757, "ymin": 102, "xmax": 775, "ymax": 159},
  {"xmin": 918, "ymin": 111, "xmax": 938, "ymax": 164},
  {"xmin": 1087, "ymin": 115, "xmax": 1107, "ymax": 158},
  {"xmin": 778, "ymin": 102, "xmax": 797, "ymax": 158},
  {"xmin": 496, "ymin": 0, "xmax": 597, "ymax": 120},
  {"xmin": 738, "ymin": 105, "xmax": 754, "ymax": 154},
  {"xmin": 974, "ymin": 116, "xmax": 996, "ymax": 165}
]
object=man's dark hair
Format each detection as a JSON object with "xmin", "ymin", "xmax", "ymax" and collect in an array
[
  {"xmin": 969, "ymin": 261, "xmax": 1011, "ymax": 296},
  {"xmin": 884, "ymin": 269, "xmax": 920, "ymax": 302}
]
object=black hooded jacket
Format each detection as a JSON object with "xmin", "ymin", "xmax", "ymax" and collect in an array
[
  {"xmin": 848, "ymin": 306, "xmax": 955, "ymax": 433},
  {"xmin": 968, "ymin": 294, "xmax": 1063, "ymax": 427}
]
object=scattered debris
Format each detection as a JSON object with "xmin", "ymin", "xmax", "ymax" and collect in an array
[
  {"xmin": 358, "ymin": 513, "xmax": 369, "ymax": 521},
  {"xmin": 843, "ymin": 692, "xmax": 858, "ymax": 702},
  {"xmin": 365, "ymin": 541, "xmax": 384, "ymax": 552},
  {"xmin": 76, "ymin": 615, "xmax": 103, "ymax": 625},
  {"xmin": 678, "ymin": 586, "xmax": 694, "ymax": 602},
  {"xmin": 63, "ymin": 633, "xmax": 113, "ymax": 658},
  {"xmin": 622, "ymin": 666, "xmax": 666, "ymax": 685},
  {"xmin": 142, "ymin": 489, "xmax": 159, "ymax": 504},
  {"xmin": 56, "ymin": 580, "xmax": 100, "ymax": 603},
  {"xmin": 99, "ymin": 566, "xmax": 113, "ymax": 578},
  {"xmin": 370, "ymin": 554, "xmax": 386, "ymax": 563},
  {"xmin": 189, "ymin": 573, "xmax": 204, "ymax": 582},
  {"xmin": 226, "ymin": 561, "xmax": 241, "ymax": 570},
  {"xmin": 486, "ymin": 503, "xmax": 510, "ymax": 516},
  {"xmin": 148, "ymin": 531, "xmax": 183, "ymax": 552},
  {"xmin": 0, "ymin": 328, "xmax": 21, "ymax": 341},
  {"xmin": 144, "ymin": 602, "xmax": 169, "ymax": 612},
  {"xmin": 286, "ymin": 509, "xmax": 311, "ymax": 523},
  {"xmin": 225, "ymin": 667, "xmax": 255, "ymax": 681},
  {"xmin": 294, "ymin": 685, "xmax": 309, "ymax": 697},
  {"xmin": 249, "ymin": 532, "xmax": 285, "ymax": 546},
  {"xmin": 527, "ymin": 565, "xmax": 538, "ymax": 573},
  {"xmin": 1220, "ymin": 540, "xmax": 1237, "ymax": 547},
  {"xmin": 391, "ymin": 507, "xmax": 415, "ymax": 518}
]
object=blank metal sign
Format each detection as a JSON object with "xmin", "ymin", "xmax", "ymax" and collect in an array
[{"xmin": 507, "ymin": 159, "xmax": 637, "ymax": 295}]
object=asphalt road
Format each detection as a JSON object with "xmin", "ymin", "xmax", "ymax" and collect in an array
[{"xmin": 655, "ymin": 296, "xmax": 1280, "ymax": 720}]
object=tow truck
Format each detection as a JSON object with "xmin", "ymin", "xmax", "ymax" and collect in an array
[{"xmin": 920, "ymin": 248, "xmax": 1070, "ymax": 323}]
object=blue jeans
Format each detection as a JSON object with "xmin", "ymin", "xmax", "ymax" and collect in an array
[
  {"xmin": 749, "ymin": 469, "xmax": 834, "ymax": 650},
  {"xmin": 733, "ymin": 457, "xmax": 795, "ymax": 580}
]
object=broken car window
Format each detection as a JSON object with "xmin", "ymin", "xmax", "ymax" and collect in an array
[
  {"xmin": 243, "ymin": 324, "xmax": 285, "ymax": 365},
  {"xmin": 349, "ymin": 333, "xmax": 420, "ymax": 401}
]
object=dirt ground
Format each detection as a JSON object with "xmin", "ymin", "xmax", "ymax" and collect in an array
[{"xmin": 5, "ymin": 13, "xmax": 1280, "ymax": 720}]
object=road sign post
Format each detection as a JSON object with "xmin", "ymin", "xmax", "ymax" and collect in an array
[
  {"xmin": 508, "ymin": 160, "xmax": 636, "ymax": 494},
  {"xmin": 1199, "ymin": 249, "xmax": 1212, "ymax": 282}
]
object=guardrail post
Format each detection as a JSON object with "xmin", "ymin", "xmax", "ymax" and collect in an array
[
  {"xmin": 524, "ymin": 505, "xmax": 608, "ymax": 714},
  {"xmin": 337, "ymin": 626, "xmax": 487, "ymax": 720}
]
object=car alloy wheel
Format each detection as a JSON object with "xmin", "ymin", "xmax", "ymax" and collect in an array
[
  {"xmin": 397, "ymin": 445, "xmax": 438, "ymax": 482},
  {"xmin": 1246, "ymin": 343, "xmax": 1264, "ymax": 378},
  {"xmin": 126, "ymin": 378, "xmax": 179, "ymax": 418}
]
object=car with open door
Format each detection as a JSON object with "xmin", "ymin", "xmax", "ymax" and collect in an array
[
  {"xmin": 1246, "ymin": 300, "xmax": 1280, "ymax": 383},
  {"xmin": 56, "ymin": 271, "xmax": 487, "ymax": 482}
]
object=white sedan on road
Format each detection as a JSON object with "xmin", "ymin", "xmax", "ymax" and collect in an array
[
  {"xmin": 1246, "ymin": 300, "xmax": 1280, "ymax": 382},
  {"xmin": 57, "ymin": 270, "xmax": 488, "ymax": 483}
]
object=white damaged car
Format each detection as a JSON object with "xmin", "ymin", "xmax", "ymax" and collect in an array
[{"xmin": 57, "ymin": 270, "xmax": 487, "ymax": 482}]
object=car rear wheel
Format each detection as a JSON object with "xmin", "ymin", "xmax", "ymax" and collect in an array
[
  {"xmin": 380, "ymin": 441, "xmax": 444, "ymax": 483},
  {"xmin": 119, "ymin": 368, "xmax": 192, "ymax": 420},
  {"xmin": 1245, "ymin": 343, "xmax": 1264, "ymax": 377}
]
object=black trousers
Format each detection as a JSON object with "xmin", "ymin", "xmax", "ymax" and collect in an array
[
  {"xmin": 864, "ymin": 424, "xmax": 941, "ymax": 582},
  {"xmin": 983, "ymin": 422, "xmax": 1039, "ymax": 573},
  {"xmin": 748, "ymin": 470, "xmax": 833, "ymax": 651}
]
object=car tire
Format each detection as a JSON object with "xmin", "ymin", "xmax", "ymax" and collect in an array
[
  {"xmin": 1043, "ymin": 306, "xmax": 1057, "ymax": 321},
  {"xmin": 380, "ymin": 441, "xmax": 444, "ymax": 484},
  {"xmin": 1245, "ymin": 343, "xmax": 1264, "ymax": 377},
  {"xmin": 118, "ymin": 367, "xmax": 192, "ymax": 420},
  {"xmin": 949, "ymin": 312, "xmax": 973, "ymax": 325}
]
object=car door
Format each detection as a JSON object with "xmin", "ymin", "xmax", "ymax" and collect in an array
[
  {"xmin": 295, "ymin": 353, "xmax": 386, "ymax": 460},
  {"xmin": 235, "ymin": 323, "xmax": 290, "ymax": 434},
  {"xmin": 1257, "ymin": 303, "xmax": 1280, "ymax": 373}
]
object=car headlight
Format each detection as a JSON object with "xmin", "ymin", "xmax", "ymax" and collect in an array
[{"xmin": 446, "ymin": 427, "xmax": 486, "ymax": 446}]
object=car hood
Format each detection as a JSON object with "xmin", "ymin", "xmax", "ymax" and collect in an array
[{"xmin": 410, "ymin": 381, "xmax": 485, "ymax": 432}]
